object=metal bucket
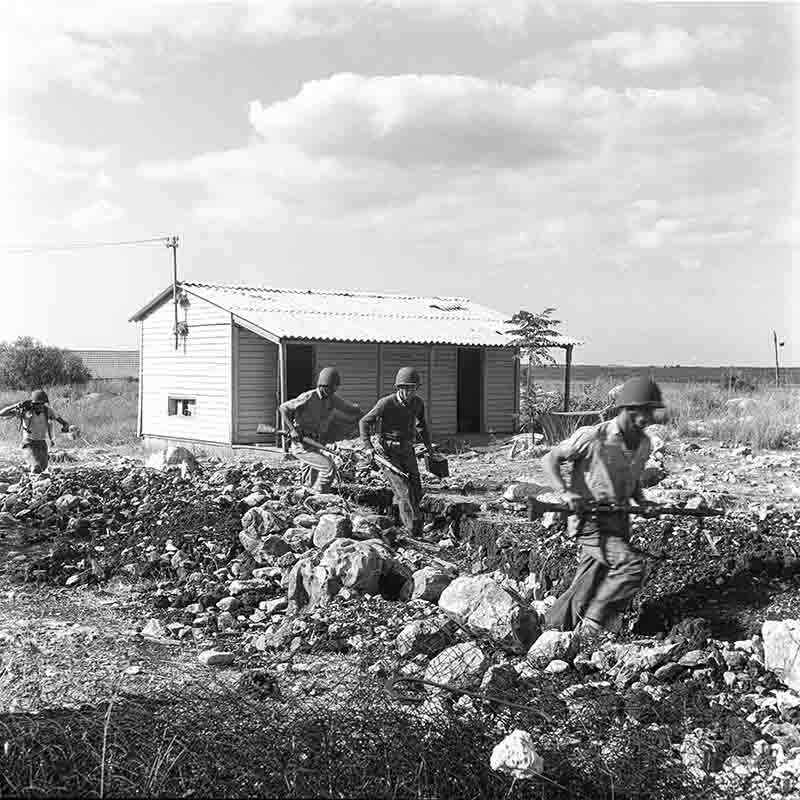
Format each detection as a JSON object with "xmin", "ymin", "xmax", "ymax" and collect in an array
[{"xmin": 424, "ymin": 454, "xmax": 449, "ymax": 478}]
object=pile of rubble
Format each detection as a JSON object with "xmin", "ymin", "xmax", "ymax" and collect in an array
[{"xmin": 2, "ymin": 443, "xmax": 800, "ymax": 797}]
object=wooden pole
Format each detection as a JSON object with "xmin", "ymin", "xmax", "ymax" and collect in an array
[
  {"xmin": 563, "ymin": 345, "xmax": 573, "ymax": 412},
  {"xmin": 773, "ymin": 330, "xmax": 780, "ymax": 387},
  {"xmin": 277, "ymin": 341, "xmax": 288, "ymax": 451},
  {"xmin": 167, "ymin": 236, "xmax": 179, "ymax": 350}
]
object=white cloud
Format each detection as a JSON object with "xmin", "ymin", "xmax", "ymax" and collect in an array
[
  {"xmin": 626, "ymin": 190, "xmax": 761, "ymax": 252},
  {"xmin": 1, "ymin": 120, "xmax": 109, "ymax": 183},
  {"xmin": 66, "ymin": 200, "xmax": 126, "ymax": 228},
  {"xmin": 246, "ymin": 73, "xmax": 615, "ymax": 166},
  {"xmin": 95, "ymin": 171, "xmax": 113, "ymax": 191},
  {"xmin": 4, "ymin": 0, "xmax": 554, "ymax": 101},
  {"xmin": 580, "ymin": 24, "xmax": 746, "ymax": 71},
  {"xmin": 138, "ymin": 73, "xmax": 775, "ymax": 220},
  {"xmin": 678, "ymin": 256, "xmax": 702, "ymax": 272}
]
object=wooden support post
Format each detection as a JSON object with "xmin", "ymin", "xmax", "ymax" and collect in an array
[
  {"xmin": 277, "ymin": 341, "xmax": 287, "ymax": 450},
  {"xmin": 376, "ymin": 343, "xmax": 383, "ymax": 400},
  {"xmin": 563, "ymin": 344, "xmax": 573, "ymax": 412},
  {"xmin": 773, "ymin": 330, "xmax": 781, "ymax": 387}
]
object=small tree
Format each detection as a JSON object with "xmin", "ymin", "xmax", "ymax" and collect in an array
[
  {"xmin": 0, "ymin": 337, "xmax": 91, "ymax": 389},
  {"xmin": 505, "ymin": 308, "xmax": 563, "ymax": 433}
]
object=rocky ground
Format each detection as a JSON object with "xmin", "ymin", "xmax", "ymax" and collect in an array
[{"xmin": 1, "ymin": 431, "xmax": 800, "ymax": 798}]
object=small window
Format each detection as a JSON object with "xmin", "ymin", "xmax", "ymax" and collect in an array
[{"xmin": 168, "ymin": 397, "xmax": 196, "ymax": 417}]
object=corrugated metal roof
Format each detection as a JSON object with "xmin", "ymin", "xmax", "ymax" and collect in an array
[{"xmin": 132, "ymin": 282, "xmax": 583, "ymax": 348}]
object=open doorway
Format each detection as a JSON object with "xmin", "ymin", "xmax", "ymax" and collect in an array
[
  {"xmin": 286, "ymin": 344, "xmax": 314, "ymax": 400},
  {"xmin": 457, "ymin": 347, "xmax": 483, "ymax": 433}
]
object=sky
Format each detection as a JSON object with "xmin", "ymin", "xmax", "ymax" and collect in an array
[{"xmin": 1, "ymin": 0, "xmax": 797, "ymax": 366}]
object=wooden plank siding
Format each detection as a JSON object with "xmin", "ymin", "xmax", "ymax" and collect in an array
[
  {"xmin": 484, "ymin": 347, "xmax": 517, "ymax": 434},
  {"xmin": 380, "ymin": 344, "xmax": 431, "ymax": 398},
  {"xmin": 429, "ymin": 345, "xmax": 457, "ymax": 436},
  {"xmin": 315, "ymin": 341, "xmax": 379, "ymax": 413},
  {"xmin": 235, "ymin": 325, "xmax": 278, "ymax": 443},
  {"xmin": 140, "ymin": 296, "xmax": 232, "ymax": 443}
]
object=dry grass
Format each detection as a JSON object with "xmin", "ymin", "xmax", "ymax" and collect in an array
[
  {"xmin": 664, "ymin": 384, "xmax": 800, "ymax": 449},
  {"xmin": 0, "ymin": 380, "xmax": 139, "ymax": 448}
]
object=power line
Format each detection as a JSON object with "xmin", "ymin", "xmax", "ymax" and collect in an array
[{"xmin": 2, "ymin": 236, "xmax": 171, "ymax": 255}]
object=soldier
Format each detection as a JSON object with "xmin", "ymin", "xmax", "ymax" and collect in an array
[
  {"xmin": 541, "ymin": 376, "xmax": 664, "ymax": 644},
  {"xmin": 0, "ymin": 389, "xmax": 70, "ymax": 474},
  {"xmin": 359, "ymin": 367, "xmax": 436, "ymax": 536},
  {"xmin": 279, "ymin": 367, "xmax": 362, "ymax": 493}
]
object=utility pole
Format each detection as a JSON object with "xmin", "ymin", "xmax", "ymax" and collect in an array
[
  {"xmin": 773, "ymin": 330, "xmax": 785, "ymax": 387},
  {"xmin": 167, "ymin": 236, "xmax": 180, "ymax": 350}
]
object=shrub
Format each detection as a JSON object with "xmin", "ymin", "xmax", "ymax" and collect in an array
[
  {"xmin": 719, "ymin": 369, "xmax": 760, "ymax": 393},
  {"xmin": 0, "ymin": 337, "xmax": 90, "ymax": 389}
]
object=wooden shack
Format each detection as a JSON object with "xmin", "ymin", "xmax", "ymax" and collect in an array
[{"xmin": 129, "ymin": 282, "xmax": 578, "ymax": 453}]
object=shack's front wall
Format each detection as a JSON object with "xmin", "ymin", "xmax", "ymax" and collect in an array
[
  {"xmin": 315, "ymin": 341, "xmax": 379, "ymax": 412},
  {"xmin": 140, "ymin": 296, "xmax": 232, "ymax": 444},
  {"xmin": 234, "ymin": 325, "xmax": 278, "ymax": 443},
  {"xmin": 429, "ymin": 345, "xmax": 458, "ymax": 435},
  {"xmin": 299, "ymin": 341, "xmax": 515, "ymax": 436},
  {"xmin": 484, "ymin": 347, "xmax": 517, "ymax": 434}
]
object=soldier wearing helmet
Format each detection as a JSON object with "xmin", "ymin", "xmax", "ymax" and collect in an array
[
  {"xmin": 0, "ymin": 389, "xmax": 70, "ymax": 474},
  {"xmin": 279, "ymin": 367, "xmax": 362, "ymax": 492},
  {"xmin": 541, "ymin": 376, "xmax": 665, "ymax": 646},
  {"xmin": 359, "ymin": 366, "xmax": 436, "ymax": 535}
]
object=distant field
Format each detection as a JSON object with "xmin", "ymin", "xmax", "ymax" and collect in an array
[{"xmin": 531, "ymin": 364, "xmax": 800, "ymax": 387}]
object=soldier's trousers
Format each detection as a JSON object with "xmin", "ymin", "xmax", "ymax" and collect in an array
[
  {"xmin": 545, "ymin": 528, "xmax": 645, "ymax": 633},
  {"xmin": 290, "ymin": 443, "xmax": 335, "ymax": 493},
  {"xmin": 380, "ymin": 441, "xmax": 423, "ymax": 536}
]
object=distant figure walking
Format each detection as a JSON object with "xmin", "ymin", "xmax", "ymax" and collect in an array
[
  {"xmin": 279, "ymin": 367, "xmax": 362, "ymax": 493},
  {"xmin": 0, "ymin": 389, "xmax": 70, "ymax": 474},
  {"xmin": 359, "ymin": 367, "xmax": 436, "ymax": 536},
  {"xmin": 541, "ymin": 376, "xmax": 664, "ymax": 645}
]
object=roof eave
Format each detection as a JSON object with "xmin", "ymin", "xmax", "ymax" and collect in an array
[{"xmin": 128, "ymin": 285, "xmax": 175, "ymax": 322}]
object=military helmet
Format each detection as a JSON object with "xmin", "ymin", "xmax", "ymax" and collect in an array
[
  {"xmin": 615, "ymin": 377, "xmax": 664, "ymax": 408},
  {"xmin": 30, "ymin": 389, "xmax": 49, "ymax": 404},
  {"xmin": 395, "ymin": 366, "xmax": 421, "ymax": 387},
  {"xmin": 316, "ymin": 367, "xmax": 341, "ymax": 389}
]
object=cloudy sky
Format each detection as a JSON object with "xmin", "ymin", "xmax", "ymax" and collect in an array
[{"xmin": 1, "ymin": 1, "xmax": 797, "ymax": 365}]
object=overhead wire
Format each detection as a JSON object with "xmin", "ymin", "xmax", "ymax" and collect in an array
[{"xmin": 2, "ymin": 236, "xmax": 171, "ymax": 255}]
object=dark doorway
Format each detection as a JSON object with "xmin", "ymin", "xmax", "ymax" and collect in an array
[
  {"xmin": 286, "ymin": 344, "xmax": 314, "ymax": 400},
  {"xmin": 457, "ymin": 348, "xmax": 483, "ymax": 433}
]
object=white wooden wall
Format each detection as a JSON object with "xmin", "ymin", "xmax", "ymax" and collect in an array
[
  {"xmin": 140, "ymin": 296, "xmax": 232, "ymax": 443},
  {"xmin": 485, "ymin": 347, "xmax": 516, "ymax": 434},
  {"xmin": 234, "ymin": 326, "xmax": 278, "ymax": 443}
]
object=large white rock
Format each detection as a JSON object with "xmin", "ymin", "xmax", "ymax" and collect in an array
[
  {"xmin": 396, "ymin": 617, "xmax": 455, "ymax": 658},
  {"xmin": 490, "ymin": 729, "xmax": 543, "ymax": 779},
  {"xmin": 763, "ymin": 620, "xmax": 800, "ymax": 692},
  {"xmin": 318, "ymin": 538, "xmax": 389, "ymax": 594},
  {"xmin": 198, "ymin": 650, "xmax": 235, "ymax": 666},
  {"xmin": 439, "ymin": 575, "xmax": 541, "ymax": 653},
  {"xmin": 147, "ymin": 445, "xmax": 200, "ymax": 473},
  {"xmin": 503, "ymin": 482, "xmax": 549, "ymax": 503},
  {"xmin": 527, "ymin": 630, "xmax": 577, "ymax": 667},
  {"xmin": 424, "ymin": 642, "xmax": 488, "ymax": 691},
  {"xmin": 411, "ymin": 567, "xmax": 452, "ymax": 602},
  {"xmin": 313, "ymin": 514, "xmax": 352, "ymax": 548}
]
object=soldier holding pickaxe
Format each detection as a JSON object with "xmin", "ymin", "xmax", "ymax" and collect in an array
[
  {"xmin": 359, "ymin": 367, "xmax": 438, "ymax": 536},
  {"xmin": 279, "ymin": 367, "xmax": 362, "ymax": 493}
]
